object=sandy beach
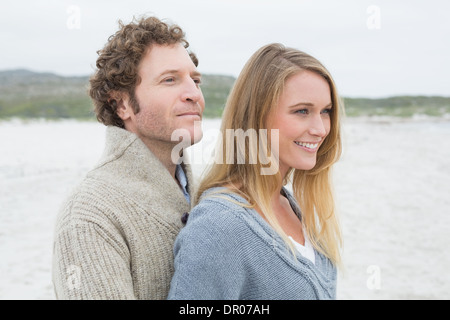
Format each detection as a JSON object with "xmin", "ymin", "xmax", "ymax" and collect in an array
[{"xmin": 0, "ymin": 117, "xmax": 449, "ymax": 299}]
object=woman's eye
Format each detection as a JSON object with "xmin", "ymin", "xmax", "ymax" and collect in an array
[
  {"xmin": 295, "ymin": 109, "xmax": 308, "ymax": 115},
  {"xmin": 321, "ymin": 108, "xmax": 332, "ymax": 114},
  {"xmin": 193, "ymin": 78, "xmax": 202, "ymax": 85}
]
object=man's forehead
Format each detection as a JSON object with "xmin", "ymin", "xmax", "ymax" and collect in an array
[{"xmin": 141, "ymin": 43, "xmax": 198, "ymax": 74}]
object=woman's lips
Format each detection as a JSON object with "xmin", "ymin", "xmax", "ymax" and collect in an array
[{"xmin": 294, "ymin": 140, "xmax": 320, "ymax": 152}]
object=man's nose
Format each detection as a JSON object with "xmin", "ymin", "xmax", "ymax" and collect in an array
[{"xmin": 182, "ymin": 79, "xmax": 203, "ymax": 103}]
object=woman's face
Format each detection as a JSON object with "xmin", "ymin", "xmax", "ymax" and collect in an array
[{"xmin": 267, "ymin": 70, "xmax": 332, "ymax": 177}]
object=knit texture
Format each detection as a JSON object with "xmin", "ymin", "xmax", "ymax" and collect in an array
[
  {"xmin": 168, "ymin": 187, "xmax": 337, "ymax": 300},
  {"xmin": 52, "ymin": 126, "xmax": 194, "ymax": 299}
]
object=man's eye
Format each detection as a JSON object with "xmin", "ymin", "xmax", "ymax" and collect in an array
[
  {"xmin": 163, "ymin": 77, "xmax": 175, "ymax": 83},
  {"xmin": 193, "ymin": 78, "xmax": 202, "ymax": 85}
]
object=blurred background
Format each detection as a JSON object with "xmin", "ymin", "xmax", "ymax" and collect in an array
[
  {"xmin": 0, "ymin": 0, "xmax": 449, "ymax": 300},
  {"xmin": 1, "ymin": 0, "xmax": 450, "ymax": 97}
]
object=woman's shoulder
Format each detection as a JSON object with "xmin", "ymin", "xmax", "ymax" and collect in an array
[
  {"xmin": 173, "ymin": 188, "xmax": 258, "ymax": 257},
  {"xmin": 199, "ymin": 187, "xmax": 249, "ymax": 208},
  {"xmin": 180, "ymin": 187, "xmax": 280, "ymax": 247},
  {"xmin": 187, "ymin": 187, "xmax": 250, "ymax": 226}
]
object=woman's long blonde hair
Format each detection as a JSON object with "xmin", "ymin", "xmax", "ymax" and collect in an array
[{"xmin": 196, "ymin": 43, "xmax": 343, "ymax": 265}]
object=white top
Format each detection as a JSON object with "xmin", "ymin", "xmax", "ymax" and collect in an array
[{"xmin": 288, "ymin": 233, "xmax": 316, "ymax": 265}]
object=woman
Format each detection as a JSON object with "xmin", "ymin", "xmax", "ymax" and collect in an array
[{"xmin": 168, "ymin": 43, "xmax": 343, "ymax": 300}]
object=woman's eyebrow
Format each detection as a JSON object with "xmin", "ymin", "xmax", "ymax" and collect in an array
[{"xmin": 288, "ymin": 102, "xmax": 332, "ymax": 109}]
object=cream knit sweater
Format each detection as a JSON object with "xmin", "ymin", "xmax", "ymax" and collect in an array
[{"xmin": 52, "ymin": 126, "xmax": 194, "ymax": 299}]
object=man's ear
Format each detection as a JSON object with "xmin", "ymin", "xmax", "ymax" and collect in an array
[{"xmin": 112, "ymin": 91, "xmax": 134, "ymax": 121}]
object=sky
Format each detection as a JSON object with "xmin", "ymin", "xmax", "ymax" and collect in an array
[{"xmin": 1, "ymin": 0, "xmax": 449, "ymax": 98}]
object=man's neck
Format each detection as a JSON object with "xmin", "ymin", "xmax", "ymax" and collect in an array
[
  {"xmin": 122, "ymin": 124, "xmax": 184, "ymax": 179},
  {"xmin": 143, "ymin": 140, "xmax": 178, "ymax": 179}
]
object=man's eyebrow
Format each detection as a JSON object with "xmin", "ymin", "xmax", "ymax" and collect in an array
[
  {"xmin": 157, "ymin": 69, "xmax": 202, "ymax": 77},
  {"xmin": 157, "ymin": 69, "xmax": 180, "ymax": 77},
  {"xmin": 191, "ymin": 70, "xmax": 202, "ymax": 77}
]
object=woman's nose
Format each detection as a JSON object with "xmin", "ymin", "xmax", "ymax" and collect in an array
[{"xmin": 308, "ymin": 114, "xmax": 328, "ymax": 137}]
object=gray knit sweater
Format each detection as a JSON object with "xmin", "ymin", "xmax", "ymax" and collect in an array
[
  {"xmin": 168, "ymin": 188, "xmax": 337, "ymax": 300},
  {"xmin": 52, "ymin": 126, "xmax": 194, "ymax": 299}
]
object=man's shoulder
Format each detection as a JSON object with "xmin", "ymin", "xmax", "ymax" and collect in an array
[
  {"xmin": 56, "ymin": 167, "xmax": 186, "ymax": 229},
  {"xmin": 55, "ymin": 176, "xmax": 119, "ymax": 224},
  {"xmin": 68, "ymin": 174, "xmax": 121, "ymax": 199}
]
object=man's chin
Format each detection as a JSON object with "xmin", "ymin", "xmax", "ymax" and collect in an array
[
  {"xmin": 190, "ymin": 131, "xmax": 203, "ymax": 145},
  {"xmin": 185, "ymin": 120, "xmax": 203, "ymax": 145}
]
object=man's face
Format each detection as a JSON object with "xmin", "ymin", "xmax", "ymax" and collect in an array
[{"xmin": 120, "ymin": 43, "xmax": 205, "ymax": 150}]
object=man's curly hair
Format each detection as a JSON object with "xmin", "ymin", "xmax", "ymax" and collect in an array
[{"xmin": 89, "ymin": 16, "xmax": 198, "ymax": 128}]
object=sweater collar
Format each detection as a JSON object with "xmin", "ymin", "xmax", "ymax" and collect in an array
[{"xmin": 96, "ymin": 126, "xmax": 195, "ymax": 210}]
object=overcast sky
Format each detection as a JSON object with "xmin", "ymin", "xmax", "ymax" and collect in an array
[{"xmin": 1, "ymin": 0, "xmax": 449, "ymax": 98}]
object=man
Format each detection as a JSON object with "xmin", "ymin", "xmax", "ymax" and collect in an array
[{"xmin": 52, "ymin": 16, "xmax": 204, "ymax": 299}]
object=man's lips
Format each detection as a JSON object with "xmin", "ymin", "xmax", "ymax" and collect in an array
[{"xmin": 177, "ymin": 111, "xmax": 201, "ymax": 117}]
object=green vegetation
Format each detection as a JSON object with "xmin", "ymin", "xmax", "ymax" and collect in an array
[
  {"xmin": 0, "ymin": 69, "xmax": 94, "ymax": 120},
  {"xmin": 0, "ymin": 69, "xmax": 235, "ymax": 120},
  {"xmin": 343, "ymin": 96, "xmax": 450, "ymax": 118},
  {"xmin": 1, "ymin": 69, "xmax": 449, "ymax": 120},
  {"xmin": 199, "ymin": 74, "xmax": 235, "ymax": 118}
]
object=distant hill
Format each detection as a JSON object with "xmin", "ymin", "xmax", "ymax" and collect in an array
[
  {"xmin": 0, "ymin": 69, "xmax": 95, "ymax": 119},
  {"xmin": 343, "ymin": 96, "xmax": 450, "ymax": 118},
  {"xmin": 0, "ymin": 69, "xmax": 235, "ymax": 119},
  {"xmin": 0, "ymin": 69, "xmax": 449, "ymax": 119}
]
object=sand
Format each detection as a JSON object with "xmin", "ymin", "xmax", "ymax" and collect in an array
[{"xmin": 0, "ymin": 117, "xmax": 449, "ymax": 299}]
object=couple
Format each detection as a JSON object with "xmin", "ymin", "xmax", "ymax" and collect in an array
[{"xmin": 52, "ymin": 16, "xmax": 343, "ymax": 300}]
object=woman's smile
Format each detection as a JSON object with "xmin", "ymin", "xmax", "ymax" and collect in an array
[{"xmin": 294, "ymin": 140, "xmax": 321, "ymax": 152}]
